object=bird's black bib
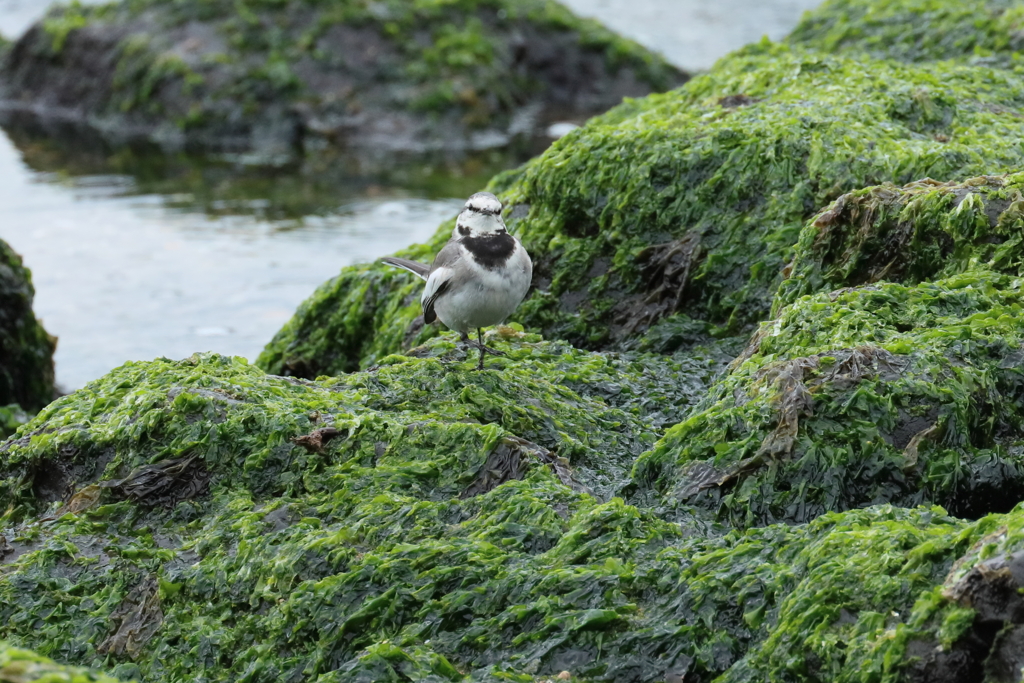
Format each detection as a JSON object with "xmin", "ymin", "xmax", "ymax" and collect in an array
[{"xmin": 462, "ymin": 233, "xmax": 516, "ymax": 270}]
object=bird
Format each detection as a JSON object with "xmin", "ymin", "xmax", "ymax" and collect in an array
[{"xmin": 380, "ymin": 191, "xmax": 533, "ymax": 370}]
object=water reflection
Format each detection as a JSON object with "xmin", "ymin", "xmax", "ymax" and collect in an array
[{"xmin": 0, "ymin": 122, "xmax": 531, "ymax": 390}]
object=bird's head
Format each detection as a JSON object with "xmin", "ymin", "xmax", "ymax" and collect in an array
[{"xmin": 452, "ymin": 192, "xmax": 507, "ymax": 239}]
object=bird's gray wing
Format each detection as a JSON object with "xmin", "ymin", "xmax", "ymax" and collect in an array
[
  {"xmin": 428, "ymin": 240, "xmax": 463, "ymax": 274},
  {"xmin": 380, "ymin": 256, "xmax": 430, "ymax": 280},
  {"xmin": 421, "ymin": 241, "xmax": 463, "ymax": 324}
]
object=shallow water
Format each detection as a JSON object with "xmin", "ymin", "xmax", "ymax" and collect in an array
[{"xmin": 0, "ymin": 0, "xmax": 821, "ymax": 391}]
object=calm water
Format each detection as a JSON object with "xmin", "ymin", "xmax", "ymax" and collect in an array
[{"xmin": 0, "ymin": 0, "xmax": 821, "ymax": 390}]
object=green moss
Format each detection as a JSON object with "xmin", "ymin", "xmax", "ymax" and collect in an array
[
  {"xmin": 41, "ymin": 1, "xmax": 92, "ymax": 54},
  {"xmin": 0, "ymin": 641, "xmax": 126, "ymax": 682},
  {"xmin": 0, "ymin": 239, "xmax": 56, "ymax": 413},
  {"xmin": 260, "ymin": 42, "xmax": 1024, "ymax": 376},
  {"xmin": 634, "ymin": 269, "xmax": 1024, "ymax": 527},
  {"xmin": 789, "ymin": 0, "xmax": 1024, "ymax": 69},
  {"xmin": 5, "ymin": 342, "xmax": 1022, "ymax": 681},
  {"xmin": 777, "ymin": 172, "xmax": 1024, "ymax": 310}
]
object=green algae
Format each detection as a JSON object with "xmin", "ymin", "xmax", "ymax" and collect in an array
[
  {"xmin": 0, "ymin": 641, "xmax": 126, "ymax": 682},
  {"xmin": 260, "ymin": 41, "xmax": 1024, "ymax": 377},
  {"xmin": 9, "ymin": 340, "xmax": 1024, "ymax": 679},
  {"xmin": 777, "ymin": 172, "xmax": 1024, "ymax": 310},
  {"xmin": 634, "ymin": 269, "xmax": 1024, "ymax": 528},
  {"xmin": 788, "ymin": 0, "xmax": 1024, "ymax": 70},
  {"xmin": 0, "ymin": 238, "xmax": 56, "ymax": 413}
]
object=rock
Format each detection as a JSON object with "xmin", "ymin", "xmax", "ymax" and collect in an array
[
  {"xmin": 0, "ymin": 0, "xmax": 686, "ymax": 158},
  {"xmin": 0, "ymin": 238, "xmax": 55, "ymax": 414},
  {"xmin": 0, "ymin": 345, "xmax": 1019, "ymax": 682},
  {"xmin": 0, "ymin": 640, "xmax": 125, "ymax": 682},
  {"xmin": 789, "ymin": 0, "xmax": 1024, "ymax": 68},
  {"xmin": 634, "ymin": 270, "xmax": 1024, "ymax": 527},
  {"xmin": 258, "ymin": 42, "xmax": 1024, "ymax": 378},
  {"xmin": 776, "ymin": 174, "xmax": 1024, "ymax": 311}
]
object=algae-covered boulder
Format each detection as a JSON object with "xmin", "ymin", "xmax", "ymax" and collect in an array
[
  {"xmin": 789, "ymin": 0, "xmax": 1024, "ymax": 69},
  {"xmin": 0, "ymin": 641, "xmax": 125, "ymax": 682},
  {"xmin": 0, "ymin": 238, "xmax": 56, "ymax": 413},
  {"xmin": 776, "ymin": 173, "xmax": 1024, "ymax": 309},
  {"xmin": 259, "ymin": 42, "xmax": 1024, "ymax": 377},
  {"xmin": 5, "ymin": 343, "xmax": 1024, "ymax": 681},
  {"xmin": 0, "ymin": 0, "xmax": 684, "ymax": 156},
  {"xmin": 634, "ymin": 269, "xmax": 1024, "ymax": 527}
]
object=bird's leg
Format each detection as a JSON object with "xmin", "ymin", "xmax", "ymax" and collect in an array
[
  {"xmin": 458, "ymin": 331, "xmax": 471, "ymax": 351},
  {"xmin": 471, "ymin": 328, "xmax": 507, "ymax": 370}
]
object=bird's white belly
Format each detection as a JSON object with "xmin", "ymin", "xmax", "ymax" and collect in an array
[{"xmin": 435, "ymin": 260, "xmax": 530, "ymax": 333}]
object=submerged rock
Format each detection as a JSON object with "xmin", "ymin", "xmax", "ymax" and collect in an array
[
  {"xmin": 2, "ymin": 346, "xmax": 1024, "ymax": 682},
  {"xmin": 0, "ymin": 238, "xmax": 55, "ymax": 413},
  {"xmin": 789, "ymin": 0, "xmax": 1024, "ymax": 68},
  {"xmin": 634, "ymin": 270, "xmax": 1024, "ymax": 527},
  {"xmin": 0, "ymin": 0, "xmax": 684, "ymax": 158},
  {"xmin": 259, "ymin": 42, "xmax": 1024, "ymax": 378}
]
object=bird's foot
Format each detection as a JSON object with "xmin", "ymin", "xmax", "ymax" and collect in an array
[{"xmin": 468, "ymin": 342, "xmax": 506, "ymax": 357}]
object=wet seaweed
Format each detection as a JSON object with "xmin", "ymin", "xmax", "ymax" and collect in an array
[
  {"xmin": 789, "ymin": 0, "xmax": 1024, "ymax": 70},
  {"xmin": 635, "ymin": 270, "xmax": 1024, "ymax": 528},
  {"xmin": 260, "ymin": 42, "xmax": 1024, "ymax": 376}
]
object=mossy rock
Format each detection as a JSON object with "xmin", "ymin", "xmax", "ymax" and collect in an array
[
  {"xmin": 0, "ymin": 0, "xmax": 684, "ymax": 157},
  {"xmin": 259, "ymin": 42, "xmax": 1024, "ymax": 378},
  {"xmin": 634, "ymin": 269, "xmax": 1024, "ymax": 528},
  {"xmin": 0, "ymin": 641, "xmax": 125, "ymax": 682},
  {"xmin": 0, "ymin": 238, "xmax": 56, "ymax": 413},
  {"xmin": 776, "ymin": 172, "xmax": 1024, "ymax": 310},
  {"xmin": 4, "ymin": 343, "xmax": 1024, "ymax": 682},
  {"xmin": 789, "ymin": 0, "xmax": 1024, "ymax": 69}
]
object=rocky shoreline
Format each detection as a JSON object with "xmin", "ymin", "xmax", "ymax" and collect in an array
[{"xmin": 5, "ymin": 0, "xmax": 1024, "ymax": 681}]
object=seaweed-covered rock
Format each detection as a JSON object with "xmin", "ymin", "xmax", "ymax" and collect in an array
[
  {"xmin": 0, "ymin": 0, "xmax": 684, "ymax": 156},
  {"xmin": 259, "ymin": 42, "xmax": 1024, "ymax": 377},
  {"xmin": 0, "ymin": 641, "xmax": 125, "ymax": 682},
  {"xmin": 789, "ymin": 0, "xmax": 1024, "ymax": 69},
  {"xmin": 634, "ymin": 270, "xmax": 1024, "ymax": 527},
  {"xmin": 5, "ymin": 343, "xmax": 1024, "ymax": 682},
  {"xmin": 776, "ymin": 173, "xmax": 1024, "ymax": 310},
  {"xmin": 0, "ymin": 238, "xmax": 56, "ymax": 413}
]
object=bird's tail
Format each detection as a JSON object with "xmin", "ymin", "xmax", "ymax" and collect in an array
[{"xmin": 380, "ymin": 257, "xmax": 429, "ymax": 281}]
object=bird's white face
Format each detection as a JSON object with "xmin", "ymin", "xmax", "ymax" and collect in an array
[{"xmin": 452, "ymin": 192, "xmax": 507, "ymax": 238}]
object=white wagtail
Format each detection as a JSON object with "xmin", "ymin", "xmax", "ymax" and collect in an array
[{"xmin": 381, "ymin": 192, "xmax": 533, "ymax": 370}]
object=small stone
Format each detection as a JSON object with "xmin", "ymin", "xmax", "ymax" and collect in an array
[{"xmin": 557, "ymin": 672, "xmax": 571, "ymax": 680}]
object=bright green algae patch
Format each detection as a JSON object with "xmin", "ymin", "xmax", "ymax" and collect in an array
[
  {"xmin": 2, "ymin": 386, "xmax": 1024, "ymax": 683},
  {"xmin": 634, "ymin": 270, "xmax": 1024, "ymax": 528},
  {"xmin": 0, "ymin": 238, "xmax": 55, "ymax": 413},
  {"xmin": 259, "ymin": 42, "xmax": 1024, "ymax": 377},
  {"xmin": 777, "ymin": 172, "xmax": 1024, "ymax": 310},
  {"xmin": 0, "ymin": 641, "xmax": 126, "ymax": 682},
  {"xmin": 11, "ymin": 345, "xmax": 1024, "ymax": 678},
  {"xmin": 788, "ymin": 0, "xmax": 1024, "ymax": 69}
]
